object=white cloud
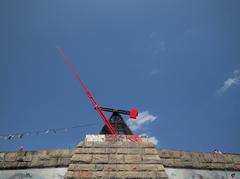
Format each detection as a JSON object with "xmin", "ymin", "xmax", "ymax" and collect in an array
[
  {"xmin": 217, "ymin": 70, "xmax": 240, "ymax": 94},
  {"xmin": 127, "ymin": 111, "xmax": 157, "ymax": 131},
  {"xmin": 150, "ymin": 69, "xmax": 159, "ymax": 76},
  {"xmin": 148, "ymin": 136, "xmax": 159, "ymax": 145},
  {"xmin": 233, "ymin": 70, "xmax": 240, "ymax": 76},
  {"xmin": 140, "ymin": 133, "xmax": 159, "ymax": 145}
]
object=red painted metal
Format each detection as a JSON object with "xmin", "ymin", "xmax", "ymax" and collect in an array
[
  {"xmin": 126, "ymin": 135, "xmax": 142, "ymax": 142},
  {"xmin": 130, "ymin": 108, "xmax": 138, "ymax": 119},
  {"xmin": 58, "ymin": 48, "xmax": 117, "ymax": 135},
  {"xmin": 105, "ymin": 135, "xmax": 142, "ymax": 142}
]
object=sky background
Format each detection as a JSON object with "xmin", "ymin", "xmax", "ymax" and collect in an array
[{"xmin": 0, "ymin": 0, "xmax": 240, "ymax": 153}]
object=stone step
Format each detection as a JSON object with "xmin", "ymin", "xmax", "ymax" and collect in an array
[
  {"xmin": 65, "ymin": 171, "xmax": 168, "ymax": 179},
  {"xmin": 64, "ymin": 136, "xmax": 167, "ymax": 179}
]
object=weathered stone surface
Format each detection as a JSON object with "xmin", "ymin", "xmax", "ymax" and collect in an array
[
  {"xmin": 0, "ymin": 145, "xmax": 240, "ymax": 172},
  {"xmin": 117, "ymin": 148, "xmax": 144, "ymax": 154},
  {"xmin": 30, "ymin": 157, "xmax": 58, "ymax": 167},
  {"xmin": 145, "ymin": 148, "xmax": 158, "ymax": 155},
  {"xmin": 142, "ymin": 155, "xmax": 161, "ymax": 164},
  {"xmin": 180, "ymin": 151, "xmax": 193, "ymax": 161},
  {"xmin": 232, "ymin": 155, "xmax": 240, "ymax": 163},
  {"xmin": 139, "ymin": 164, "xmax": 165, "ymax": 171},
  {"xmin": 75, "ymin": 148, "xmax": 106, "ymax": 154},
  {"xmin": 202, "ymin": 153, "xmax": 213, "ymax": 162},
  {"xmin": 77, "ymin": 141, "xmax": 93, "ymax": 148},
  {"xmin": 124, "ymin": 154, "xmax": 142, "ymax": 163},
  {"xmin": 0, "ymin": 149, "xmax": 74, "ymax": 169},
  {"xmin": 71, "ymin": 154, "xmax": 92, "ymax": 163},
  {"xmin": 66, "ymin": 140, "xmax": 166, "ymax": 178},
  {"xmin": 68, "ymin": 164, "xmax": 95, "ymax": 171},
  {"xmin": 106, "ymin": 148, "xmax": 117, "ymax": 154},
  {"xmin": 158, "ymin": 150, "xmax": 182, "ymax": 159},
  {"xmin": 103, "ymin": 164, "xmax": 164, "ymax": 171},
  {"xmin": 235, "ymin": 164, "xmax": 240, "ymax": 170},
  {"xmin": 92, "ymin": 154, "xmax": 108, "ymax": 163},
  {"xmin": 17, "ymin": 161, "xmax": 31, "ymax": 168},
  {"xmin": 75, "ymin": 147, "xmax": 157, "ymax": 155},
  {"xmin": 58, "ymin": 158, "xmax": 71, "ymax": 166},
  {"xmin": 4, "ymin": 152, "xmax": 17, "ymax": 162},
  {"xmin": 78, "ymin": 141, "xmax": 154, "ymax": 148},
  {"xmin": 16, "ymin": 152, "xmax": 25, "ymax": 162},
  {"xmin": 22, "ymin": 152, "xmax": 33, "ymax": 162},
  {"xmin": 47, "ymin": 149, "xmax": 73, "ymax": 158},
  {"xmin": 159, "ymin": 150, "xmax": 240, "ymax": 170},
  {"xmin": 109, "ymin": 154, "xmax": 124, "ymax": 163},
  {"xmin": 65, "ymin": 171, "xmax": 167, "ymax": 179},
  {"xmin": 0, "ymin": 153, "xmax": 5, "ymax": 161},
  {"xmin": 110, "ymin": 171, "xmax": 167, "ymax": 179},
  {"xmin": 95, "ymin": 164, "xmax": 104, "ymax": 171},
  {"xmin": 0, "ymin": 161, "xmax": 19, "ymax": 169},
  {"xmin": 65, "ymin": 171, "xmax": 93, "ymax": 178}
]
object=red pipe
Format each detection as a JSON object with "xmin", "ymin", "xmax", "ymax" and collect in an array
[{"xmin": 58, "ymin": 48, "xmax": 117, "ymax": 135}]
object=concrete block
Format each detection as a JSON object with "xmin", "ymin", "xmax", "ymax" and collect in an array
[
  {"xmin": 109, "ymin": 154, "xmax": 124, "ymax": 163},
  {"xmin": 92, "ymin": 154, "xmax": 108, "ymax": 163},
  {"xmin": 142, "ymin": 155, "xmax": 161, "ymax": 164},
  {"xmin": 68, "ymin": 163, "xmax": 95, "ymax": 171},
  {"xmin": 71, "ymin": 154, "xmax": 92, "ymax": 163},
  {"xmin": 124, "ymin": 155, "xmax": 142, "ymax": 163},
  {"xmin": 4, "ymin": 153, "xmax": 17, "ymax": 162},
  {"xmin": 57, "ymin": 157, "xmax": 71, "ymax": 166},
  {"xmin": 117, "ymin": 148, "xmax": 144, "ymax": 154},
  {"xmin": 95, "ymin": 164, "xmax": 104, "ymax": 171},
  {"xmin": 0, "ymin": 153, "xmax": 5, "ymax": 161},
  {"xmin": 145, "ymin": 148, "xmax": 158, "ymax": 155}
]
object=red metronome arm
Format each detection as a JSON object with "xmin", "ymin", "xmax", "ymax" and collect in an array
[{"xmin": 58, "ymin": 48, "xmax": 117, "ymax": 135}]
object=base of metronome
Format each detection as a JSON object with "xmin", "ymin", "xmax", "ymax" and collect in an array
[
  {"xmin": 85, "ymin": 134, "xmax": 148, "ymax": 143},
  {"xmin": 64, "ymin": 135, "xmax": 167, "ymax": 179}
]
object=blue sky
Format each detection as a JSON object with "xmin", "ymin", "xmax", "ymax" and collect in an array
[{"xmin": 0, "ymin": 1, "xmax": 240, "ymax": 153}]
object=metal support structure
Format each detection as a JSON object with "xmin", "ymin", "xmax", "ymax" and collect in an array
[
  {"xmin": 98, "ymin": 106, "xmax": 138, "ymax": 119},
  {"xmin": 99, "ymin": 107, "xmax": 131, "ymax": 115},
  {"xmin": 100, "ymin": 112, "xmax": 134, "ymax": 135}
]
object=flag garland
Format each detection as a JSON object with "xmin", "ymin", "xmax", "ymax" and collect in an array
[{"xmin": 0, "ymin": 123, "xmax": 99, "ymax": 141}]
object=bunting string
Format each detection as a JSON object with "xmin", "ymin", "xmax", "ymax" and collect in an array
[{"xmin": 0, "ymin": 123, "xmax": 100, "ymax": 141}]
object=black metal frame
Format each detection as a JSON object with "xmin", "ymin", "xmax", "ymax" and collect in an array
[{"xmin": 97, "ymin": 107, "xmax": 134, "ymax": 135}]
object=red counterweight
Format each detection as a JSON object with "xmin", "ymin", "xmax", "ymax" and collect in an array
[{"xmin": 130, "ymin": 108, "xmax": 138, "ymax": 119}]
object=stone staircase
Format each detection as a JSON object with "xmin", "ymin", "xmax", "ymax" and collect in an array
[{"xmin": 64, "ymin": 137, "xmax": 167, "ymax": 179}]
